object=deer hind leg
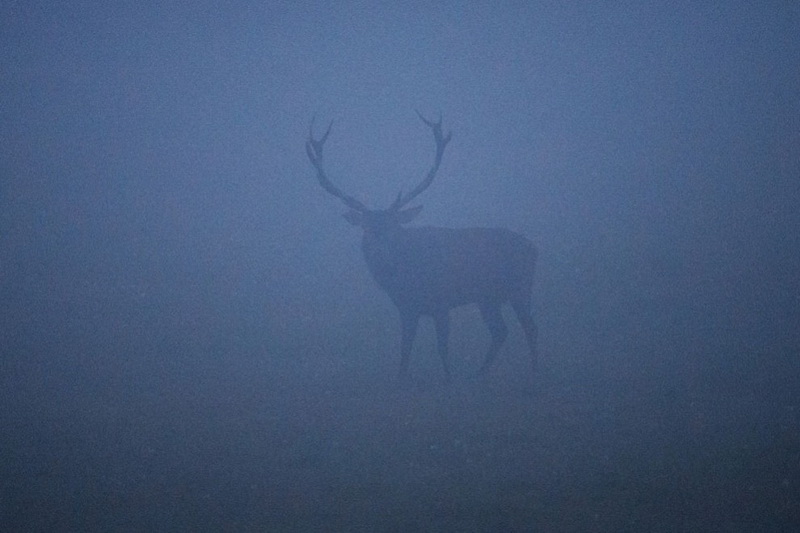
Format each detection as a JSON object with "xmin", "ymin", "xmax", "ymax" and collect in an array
[
  {"xmin": 399, "ymin": 312, "xmax": 419, "ymax": 379},
  {"xmin": 511, "ymin": 296, "xmax": 538, "ymax": 374},
  {"xmin": 477, "ymin": 303, "xmax": 508, "ymax": 375},
  {"xmin": 433, "ymin": 311, "xmax": 451, "ymax": 381}
]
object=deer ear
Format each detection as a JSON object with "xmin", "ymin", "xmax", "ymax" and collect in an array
[
  {"xmin": 342, "ymin": 209, "xmax": 363, "ymax": 226},
  {"xmin": 397, "ymin": 205, "xmax": 423, "ymax": 224}
]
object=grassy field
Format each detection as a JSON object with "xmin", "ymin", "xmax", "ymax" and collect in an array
[{"xmin": 3, "ymin": 349, "xmax": 798, "ymax": 532}]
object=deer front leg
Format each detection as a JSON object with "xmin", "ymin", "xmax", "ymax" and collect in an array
[
  {"xmin": 399, "ymin": 312, "xmax": 419, "ymax": 380},
  {"xmin": 511, "ymin": 297, "xmax": 538, "ymax": 375},
  {"xmin": 434, "ymin": 310, "xmax": 451, "ymax": 381}
]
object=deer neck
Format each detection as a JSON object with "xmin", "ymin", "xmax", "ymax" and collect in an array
[{"xmin": 360, "ymin": 227, "xmax": 407, "ymax": 292}]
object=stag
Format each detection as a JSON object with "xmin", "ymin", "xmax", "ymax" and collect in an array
[{"xmin": 306, "ymin": 113, "xmax": 537, "ymax": 380}]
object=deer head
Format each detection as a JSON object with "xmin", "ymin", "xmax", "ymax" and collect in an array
[{"xmin": 306, "ymin": 111, "xmax": 451, "ymax": 237}]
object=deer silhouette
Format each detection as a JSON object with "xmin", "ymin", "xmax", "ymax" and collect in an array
[{"xmin": 306, "ymin": 113, "xmax": 537, "ymax": 380}]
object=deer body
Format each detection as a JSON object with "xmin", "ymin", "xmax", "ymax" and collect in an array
[
  {"xmin": 361, "ymin": 225, "xmax": 535, "ymax": 313},
  {"xmin": 306, "ymin": 114, "xmax": 537, "ymax": 380}
]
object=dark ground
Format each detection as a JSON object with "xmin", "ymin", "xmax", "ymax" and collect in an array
[{"xmin": 2, "ymin": 333, "xmax": 799, "ymax": 532}]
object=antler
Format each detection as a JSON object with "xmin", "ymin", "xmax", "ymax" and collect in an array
[
  {"xmin": 306, "ymin": 119, "xmax": 367, "ymax": 212},
  {"xmin": 390, "ymin": 111, "xmax": 452, "ymax": 211}
]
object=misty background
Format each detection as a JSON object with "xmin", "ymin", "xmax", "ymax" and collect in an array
[{"xmin": 2, "ymin": 1, "xmax": 799, "ymax": 530}]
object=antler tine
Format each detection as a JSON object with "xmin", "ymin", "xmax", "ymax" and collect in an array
[
  {"xmin": 307, "ymin": 116, "xmax": 332, "ymax": 155},
  {"xmin": 306, "ymin": 119, "xmax": 367, "ymax": 212},
  {"xmin": 391, "ymin": 112, "xmax": 452, "ymax": 210},
  {"xmin": 415, "ymin": 109, "xmax": 439, "ymax": 128}
]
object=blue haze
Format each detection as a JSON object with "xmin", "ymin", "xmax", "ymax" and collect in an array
[{"xmin": 2, "ymin": 2, "xmax": 799, "ymax": 530}]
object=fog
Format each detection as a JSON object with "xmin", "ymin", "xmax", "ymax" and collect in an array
[{"xmin": 2, "ymin": 2, "xmax": 799, "ymax": 530}]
